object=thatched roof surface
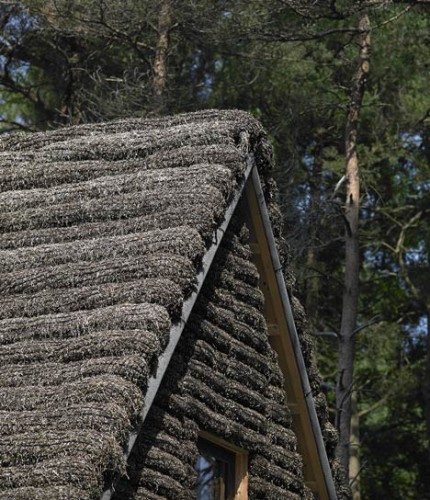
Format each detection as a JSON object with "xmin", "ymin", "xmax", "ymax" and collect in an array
[{"xmin": 0, "ymin": 110, "xmax": 269, "ymax": 498}]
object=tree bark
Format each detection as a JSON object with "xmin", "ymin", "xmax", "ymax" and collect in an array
[
  {"xmin": 349, "ymin": 390, "xmax": 361, "ymax": 499},
  {"xmin": 152, "ymin": 0, "xmax": 172, "ymax": 111},
  {"xmin": 305, "ymin": 155, "xmax": 323, "ymax": 320},
  {"xmin": 335, "ymin": 11, "xmax": 371, "ymax": 475},
  {"xmin": 425, "ymin": 307, "xmax": 430, "ymax": 466}
]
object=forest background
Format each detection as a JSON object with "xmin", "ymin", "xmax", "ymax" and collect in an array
[{"xmin": 0, "ymin": 1, "xmax": 429, "ymax": 498}]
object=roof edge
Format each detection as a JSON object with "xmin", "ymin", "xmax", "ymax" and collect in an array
[
  {"xmin": 249, "ymin": 167, "xmax": 338, "ymax": 500},
  {"xmin": 100, "ymin": 156, "xmax": 255, "ymax": 500}
]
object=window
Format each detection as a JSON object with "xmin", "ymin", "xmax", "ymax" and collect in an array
[
  {"xmin": 195, "ymin": 433, "xmax": 248, "ymax": 500},
  {"xmin": 196, "ymin": 438, "xmax": 235, "ymax": 499}
]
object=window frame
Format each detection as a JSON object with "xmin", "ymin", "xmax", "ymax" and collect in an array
[{"xmin": 197, "ymin": 431, "xmax": 248, "ymax": 500}]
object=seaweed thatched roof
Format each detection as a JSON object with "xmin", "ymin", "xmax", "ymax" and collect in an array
[
  {"xmin": 0, "ymin": 110, "xmax": 275, "ymax": 498},
  {"xmin": 0, "ymin": 109, "xmax": 343, "ymax": 500}
]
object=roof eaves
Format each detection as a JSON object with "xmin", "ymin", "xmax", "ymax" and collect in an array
[
  {"xmin": 100, "ymin": 154, "xmax": 256, "ymax": 500},
  {"xmin": 250, "ymin": 167, "xmax": 338, "ymax": 500}
]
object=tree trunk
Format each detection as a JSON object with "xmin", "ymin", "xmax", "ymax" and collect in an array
[
  {"xmin": 349, "ymin": 390, "xmax": 361, "ymax": 500},
  {"xmin": 62, "ymin": 66, "xmax": 82, "ymax": 126},
  {"xmin": 425, "ymin": 307, "xmax": 430, "ymax": 466},
  {"xmin": 305, "ymin": 156, "xmax": 323, "ymax": 320},
  {"xmin": 152, "ymin": 0, "xmax": 172, "ymax": 111},
  {"xmin": 335, "ymin": 11, "xmax": 371, "ymax": 475}
]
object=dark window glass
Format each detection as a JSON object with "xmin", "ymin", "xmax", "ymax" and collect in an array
[{"xmin": 196, "ymin": 437, "xmax": 236, "ymax": 500}]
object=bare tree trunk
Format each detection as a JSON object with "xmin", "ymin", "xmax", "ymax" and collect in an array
[
  {"xmin": 305, "ymin": 156, "xmax": 323, "ymax": 319},
  {"xmin": 335, "ymin": 11, "xmax": 371, "ymax": 475},
  {"xmin": 61, "ymin": 65, "xmax": 82, "ymax": 126},
  {"xmin": 349, "ymin": 390, "xmax": 361, "ymax": 499},
  {"xmin": 425, "ymin": 307, "xmax": 430, "ymax": 465},
  {"xmin": 152, "ymin": 0, "xmax": 172, "ymax": 111}
]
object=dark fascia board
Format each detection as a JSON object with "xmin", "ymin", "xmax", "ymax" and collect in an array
[
  {"xmin": 100, "ymin": 156, "xmax": 255, "ymax": 500},
  {"xmin": 250, "ymin": 167, "xmax": 338, "ymax": 500}
]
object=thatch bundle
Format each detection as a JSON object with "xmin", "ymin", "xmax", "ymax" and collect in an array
[
  {"xmin": 0, "ymin": 146, "xmax": 243, "ymax": 193},
  {"xmin": 0, "ymin": 209, "xmax": 216, "ymax": 250},
  {"xmin": 0, "ymin": 279, "xmax": 183, "ymax": 320},
  {"xmin": 0, "ymin": 226, "xmax": 204, "ymax": 272},
  {"xmin": 1, "ymin": 254, "xmax": 198, "ymax": 301},
  {"xmin": 0, "ymin": 303, "xmax": 171, "ymax": 343},
  {"xmin": 0, "ymin": 375, "xmax": 142, "ymax": 415}
]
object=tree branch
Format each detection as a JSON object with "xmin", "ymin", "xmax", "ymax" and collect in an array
[
  {"xmin": 313, "ymin": 331, "xmax": 339, "ymax": 339},
  {"xmin": 352, "ymin": 316, "xmax": 381, "ymax": 336}
]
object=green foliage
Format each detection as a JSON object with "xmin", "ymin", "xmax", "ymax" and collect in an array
[{"xmin": 360, "ymin": 345, "xmax": 428, "ymax": 499}]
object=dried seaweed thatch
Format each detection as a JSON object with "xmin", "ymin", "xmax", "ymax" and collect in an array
[
  {"xmin": 0, "ymin": 109, "xmax": 343, "ymax": 499},
  {"xmin": 0, "ymin": 110, "xmax": 270, "ymax": 499}
]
